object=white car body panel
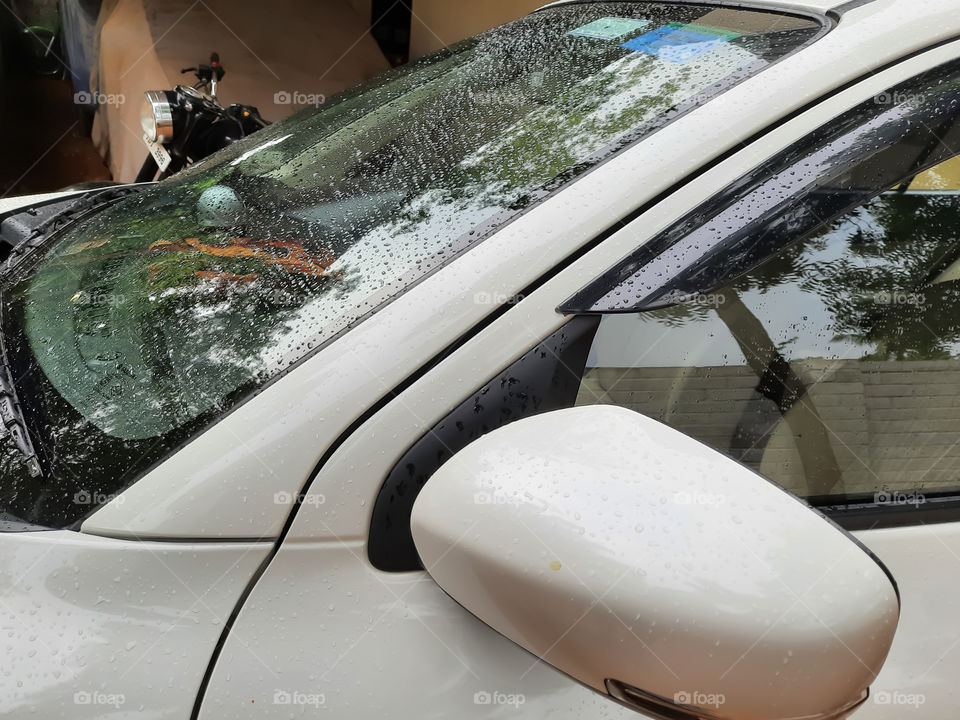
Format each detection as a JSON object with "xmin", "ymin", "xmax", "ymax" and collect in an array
[
  {"xmin": 854, "ymin": 525, "xmax": 960, "ymax": 718},
  {"xmin": 0, "ymin": 2, "xmax": 956, "ymax": 719},
  {"xmin": 0, "ymin": 530, "xmax": 269, "ymax": 718},
  {"xmin": 199, "ymin": 542, "xmax": 632, "ymax": 719},
  {"xmin": 84, "ymin": 0, "xmax": 960, "ymax": 541},
  {"xmin": 0, "ymin": 189, "xmax": 85, "ymax": 216}
]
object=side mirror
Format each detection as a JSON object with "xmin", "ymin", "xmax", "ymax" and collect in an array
[{"xmin": 412, "ymin": 406, "xmax": 899, "ymax": 720}]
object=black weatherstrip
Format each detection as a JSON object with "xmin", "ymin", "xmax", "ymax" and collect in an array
[
  {"xmin": 189, "ymin": 32, "xmax": 960, "ymax": 720},
  {"xmin": 819, "ymin": 494, "xmax": 960, "ymax": 531}
]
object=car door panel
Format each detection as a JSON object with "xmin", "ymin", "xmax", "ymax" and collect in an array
[
  {"xmin": 0, "ymin": 530, "xmax": 268, "ymax": 719},
  {"xmin": 856, "ymin": 524, "xmax": 960, "ymax": 718},
  {"xmin": 196, "ymin": 543, "xmax": 635, "ymax": 719}
]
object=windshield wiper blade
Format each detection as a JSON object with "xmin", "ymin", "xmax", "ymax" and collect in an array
[
  {"xmin": 0, "ymin": 367, "xmax": 41, "ymax": 477},
  {"xmin": 0, "ymin": 302, "xmax": 41, "ymax": 477}
]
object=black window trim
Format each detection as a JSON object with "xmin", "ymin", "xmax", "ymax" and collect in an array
[
  {"xmin": 367, "ymin": 316, "xmax": 601, "ymax": 571},
  {"xmin": 817, "ymin": 493, "xmax": 960, "ymax": 531}
]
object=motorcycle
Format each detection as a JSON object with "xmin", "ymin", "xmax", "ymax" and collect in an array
[{"xmin": 137, "ymin": 53, "xmax": 269, "ymax": 182}]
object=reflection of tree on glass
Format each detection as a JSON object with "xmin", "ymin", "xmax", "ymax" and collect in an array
[
  {"xmin": 25, "ymin": 194, "xmax": 345, "ymax": 440},
  {"xmin": 713, "ymin": 289, "xmax": 843, "ymax": 497},
  {"xmin": 805, "ymin": 194, "xmax": 960, "ymax": 361},
  {"xmin": 587, "ymin": 185, "xmax": 960, "ymax": 501},
  {"xmin": 628, "ymin": 236, "xmax": 843, "ymax": 496}
]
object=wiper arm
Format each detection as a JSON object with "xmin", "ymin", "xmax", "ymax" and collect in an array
[
  {"xmin": 3, "ymin": 185, "xmax": 145, "ymax": 276},
  {"xmin": 0, "ymin": 304, "xmax": 41, "ymax": 477},
  {"xmin": 0, "ymin": 369, "xmax": 41, "ymax": 477}
]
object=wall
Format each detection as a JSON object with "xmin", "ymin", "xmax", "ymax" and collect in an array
[
  {"xmin": 347, "ymin": 0, "xmax": 372, "ymax": 24},
  {"xmin": 409, "ymin": 0, "xmax": 545, "ymax": 58}
]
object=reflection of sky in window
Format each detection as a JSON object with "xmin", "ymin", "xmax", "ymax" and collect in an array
[{"xmin": 587, "ymin": 197, "xmax": 960, "ymax": 369}]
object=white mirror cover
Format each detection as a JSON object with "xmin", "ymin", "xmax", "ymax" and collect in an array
[{"xmin": 412, "ymin": 406, "xmax": 899, "ymax": 720}]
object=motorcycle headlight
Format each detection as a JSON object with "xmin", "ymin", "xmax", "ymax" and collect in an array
[{"xmin": 141, "ymin": 90, "xmax": 175, "ymax": 143}]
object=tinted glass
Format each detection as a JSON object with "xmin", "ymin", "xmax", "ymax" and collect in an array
[
  {"xmin": 578, "ymin": 158, "xmax": 960, "ymax": 503},
  {"xmin": 563, "ymin": 61, "xmax": 960, "ymax": 313}
]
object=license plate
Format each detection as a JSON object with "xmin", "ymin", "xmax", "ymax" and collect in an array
[{"xmin": 143, "ymin": 134, "xmax": 172, "ymax": 172}]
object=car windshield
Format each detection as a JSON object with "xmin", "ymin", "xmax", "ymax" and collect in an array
[{"xmin": 0, "ymin": 2, "xmax": 822, "ymax": 528}]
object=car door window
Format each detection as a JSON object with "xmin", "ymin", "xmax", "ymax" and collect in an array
[{"xmin": 576, "ymin": 163, "xmax": 960, "ymax": 504}]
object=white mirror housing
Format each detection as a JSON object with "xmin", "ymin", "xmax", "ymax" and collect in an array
[{"xmin": 411, "ymin": 406, "xmax": 899, "ymax": 720}]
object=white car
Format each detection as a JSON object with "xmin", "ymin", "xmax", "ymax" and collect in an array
[{"xmin": 0, "ymin": 0, "xmax": 958, "ymax": 717}]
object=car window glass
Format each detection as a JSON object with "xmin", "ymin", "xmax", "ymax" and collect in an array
[
  {"xmin": 562, "ymin": 61, "xmax": 960, "ymax": 314},
  {"xmin": 577, "ymin": 159, "xmax": 960, "ymax": 503}
]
